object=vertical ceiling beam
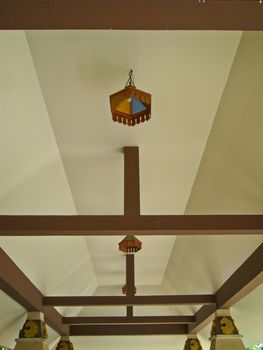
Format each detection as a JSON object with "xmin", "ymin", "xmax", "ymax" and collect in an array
[
  {"xmin": 123, "ymin": 146, "xmax": 139, "ymax": 318},
  {"xmin": 124, "ymin": 146, "xmax": 140, "ymax": 216},
  {"xmin": 126, "ymin": 254, "xmax": 135, "ymax": 296},
  {"xmin": 126, "ymin": 254, "xmax": 135, "ymax": 317},
  {"xmin": 127, "ymin": 306, "xmax": 133, "ymax": 318}
]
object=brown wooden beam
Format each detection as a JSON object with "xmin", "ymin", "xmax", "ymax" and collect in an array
[
  {"xmin": 63, "ymin": 315, "xmax": 195, "ymax": 324},
  {"xmin": 187, "ymin": 304, "xmax": 217, "ymax": 334},
  {"xmin": 43, "ymin": 294, "xmax": 216, "ymax": 306},
  {"xmin": 127, "ymin": 306, "xmax": 133, "ymax": 318},
  {"xmin": 0, "ymin": 0, "xmax": 263, "ymax": 30},
  {"xmin": 216, "ymin": 242, "xmax": 263, "ymax": 308},
  {"xmin": 70, "ymin": 323, "xmax": 188, "ymax": 336},
  {"xmin": 1, "ymin": 215, "xmax": 263, "ymax": 236},
  {"xmin": 126, "ymin": 254, "xmax": 135, "ymax": 296},
  {"xmin": 0, "ymin": 248, "xmax": 69, "ymax": 335},
  {"xmin": 124, "ymin": 147, "xmax": 140, "ymax": 216},
  {"xmin": 188, "ymin": 243, "xmax": 263, "ymax": 333}
]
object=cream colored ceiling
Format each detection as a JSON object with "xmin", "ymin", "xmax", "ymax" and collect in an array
[
  {"xmin": 163, "ymin": 31, "xmax": 263, "ymax": 347},
  {"xmin": 0, "ymin": 29, "xmax": 263, "ymax": 350},
  {"xmin": 185, "ymin": 31, "xmax": 263, "ymax": 215},
  {"xmin": 23, "ymin": 29, "xmax": 240, "ymax": 288},
  {"xmin": 24, "ymin": 29, "xmax": 241, "ymax": 215}
]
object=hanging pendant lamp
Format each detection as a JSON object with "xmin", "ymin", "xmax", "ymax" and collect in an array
[
  {"xmin": 110, "ymin": 70, "xmax": 151, "ymax": 126},
  {"xmin": 119, "ymin": 234, "xmax": 142, "ymax": 253}
]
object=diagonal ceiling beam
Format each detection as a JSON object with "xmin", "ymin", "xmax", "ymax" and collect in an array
[
  {"xmin": 0, "ymin": 0, "xmax": 263, "ymax": 30},
  {"xmin": 188, "ymin": 242, "xmax": 263, "ymax": 333},
  {"xmin": 43, "ymin": 294, "xmax": 216, "ymax": 306},
  {"xmin": 216, "ymin": 242, "xmax": 263, "ymax": 309},
  {"xmin": 1, "ymin": 215, "xmax": 263, "ymax": 236},
  {"xmin": 0, "ymin": 248, "xmax": 69, "ymax": 335},
  {"xmin": 69, "ymin": 323, "xmax": 188, "ymax": 336},
  {"xmin": 124, "ymin": 146, "xmax": 140, "ymax": 216},
  {"xmin": 63, "ymin": 315, "xmax": 195, "ymax": 324}
]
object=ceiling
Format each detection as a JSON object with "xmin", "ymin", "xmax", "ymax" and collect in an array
[{"xmin": 0, "ymin": 29, "xmax": 263, "ymax": 350}]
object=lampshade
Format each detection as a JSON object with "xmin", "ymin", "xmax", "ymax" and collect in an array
[
  {"xmin": 110, "ymin": 70, "xmax": 151, "ymax": 126},
  {"xmin": 119, "ymin": 235, "xmax": 142, "ymax": 253}
]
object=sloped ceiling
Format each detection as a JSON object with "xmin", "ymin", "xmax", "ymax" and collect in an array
[
  {"xmin": 0, "ymin": 29, "xmax": 262, "ymax": 350},
  {"xmin": 163, "ymin": 31, "xmax": 263, "ymax": 348}
]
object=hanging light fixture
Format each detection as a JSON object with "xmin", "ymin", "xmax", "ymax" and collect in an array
[
  {"xmin": 119, "ymin": 234, "xmax": 141, "ymax": 295},
  {"xmin": 122, "ymin": 284, "xmax": 137, "ymax": 295},
  {"xmin": 110, "ymin": 70, "xmax": 151, "ymax": 126},
  {"xmin": 119, "ymin": 234, "xmax": 142, "ymax": 253}
]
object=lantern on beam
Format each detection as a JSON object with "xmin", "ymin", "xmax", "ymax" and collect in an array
[
  {"xmin": 122, "ymin": 284, "xmax": 137, "ymax": 295},
  {"xmin": 110, "ymin": 70, "xmax": 151, "ymax": 126},
  {"xmin": 119, "ymin": 235, "xmax": 142, "ymax": 253}
]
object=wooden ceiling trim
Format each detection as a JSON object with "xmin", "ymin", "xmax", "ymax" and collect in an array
[
  {"xmin": 1, "ymin": 214, "xmax": 263, "ymax": 236},
  {"xmin": 43, "ymin": 294, "xmax": 216, "ymax": 306},
  {"xmin": 63, "ymin": 315, "xmax": 195, "ymax": 325},
  {"xmin": 0, "ymin": 247, "xmax": 69, "ymax": 335},
  {"xmin": 0, "ymin": 0, "xmax": 263, "ymax": 30},
  {"xmin": 188, "ymin": 243, "xmax": 263, "ymax": 333},
  {"xmin": 69, "ymin": 323, "xmax": 188, "ymax": 336}
]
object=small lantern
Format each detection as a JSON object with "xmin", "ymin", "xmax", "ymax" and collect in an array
[
  {"xmin": 110, "ymin": 70, "xmax": 151, "ymax": 126},
  {"xmin": 122, "ymin": 284, "xmax": 137, "ymax": 295},
  {"xmin": 119, "ymin": 235, "xmax": 142, "ymax": 253}
]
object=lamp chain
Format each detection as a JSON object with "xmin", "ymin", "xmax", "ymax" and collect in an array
[{"xmin": 125, "ymin": 70, "xmax": 135, "ymax": 87}]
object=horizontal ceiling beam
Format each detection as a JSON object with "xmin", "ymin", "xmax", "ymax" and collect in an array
[
  {"xmin": 188, "ymin": 242, "xmax": 263, "ymax": 333},
  {"xmin": 70, "ymin": 324, "xmax": 188, "ymax": 336},
  {"xmin": 43, "ymin": 294, "xmax": 215, "ymax": 306},
  {"xmin": 63, "ymin": 315, "xmax": 195, "ymax": 325},
  {"xmin": 1, "ymin": 215, "xmax": 263, "ymax": 236},
  {"xmin": 0, "ymin": 248, "xmax": 69, "ymax": 335},
  {"xmin": 0, "ymin": 0, "xmax": 263, "ymax": 30}
]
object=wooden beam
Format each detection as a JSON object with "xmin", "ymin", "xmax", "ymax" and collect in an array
[
  {"xmin": 1, "ymin": 215, "xmax": 263, "ymax": 236},
  {"xmin": 0, "ymin": 0, "xmax": 263, "ymax": 30},
  {"xmin": 124, "ymin": 147, "xmax": 140, "ymax": 216},
  {"xmin": 70, "ymin": 324, "xmax": 188, "ymax": 336},
  {"xmin": 126, "ymin": 254, "xmax": 135, "ymax": 296},
  {"xmin": 187, "ymin": 304, "xmax": 217, "ymax": 334},
  {"xmin": 0, "ymin": 248, "xmax": 69, "ymax": 335},
  {"xmin": 188, "ymin": 243, "xmax": 263, "ymax": 333},
  {"xmin": 127, "ymin": 306, "xmax": 133, "ymax": 318},
  {"xmin": 43, "ymin": 294, "xmax": 216, "ymax": 306},
  {"xmin": 63, "ymin": 315, "xmax": 195, "ymax": 324},
  {"xmin": 216, "ymin": 242, "xmax": 263, "ymax": 308}
]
